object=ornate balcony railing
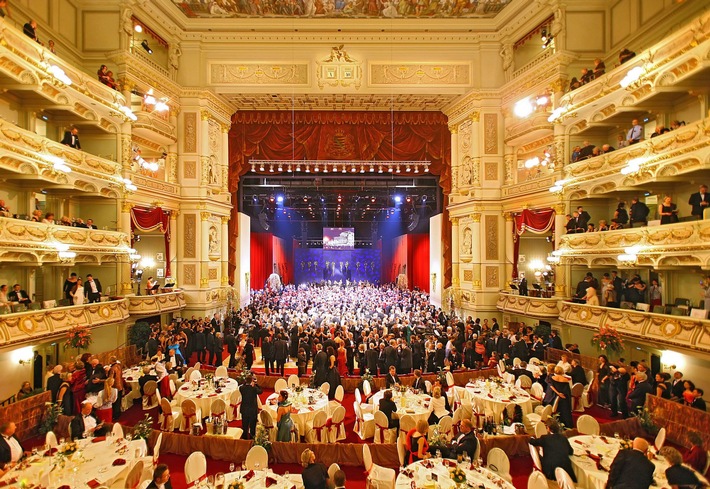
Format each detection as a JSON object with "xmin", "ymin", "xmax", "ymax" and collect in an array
[
  {"xmin": 133, "ymin": 111, "xmax": 177, "ymax": 145},
  {"xmin": 126, "ymin": 291, "xmax": 186, "ymax": 317},
  {"xmin": 557, "ymin": 219, "xmax": 710, "ymax": 269},
  {"xmin": 0, "ymin": 300, "xmax": 129, "ymax": 348},
  {"xmin": 497, "ymin": 291, "xmax": 563, "ymax": 319},
  {"xmin": 558, "ymin": 301, "xmax": 710, "ymax": 355}
]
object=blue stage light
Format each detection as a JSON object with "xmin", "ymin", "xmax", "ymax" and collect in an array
[
  {"xmin": 394, "ymin": 195, "xmax": 402, "ymax": 204},
  {"xmin": 276, "ymin": 195, "xmax": 284, "ymax": 203}
]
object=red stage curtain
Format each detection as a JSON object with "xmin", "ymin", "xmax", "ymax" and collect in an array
[
  {"xmin": 131, "ymin": 206, "xmax": 171, "ymax": 277},
  {"xmin": 408, "ymin": 234, "xmax": 430, "ymax": 292},
  {"xmin": 228, "ymin": 111, "xmax": 451, "ymax": 288},
  {"xmin": 272, "ymin": 236, "xmax": 292, "ymax": 285},
  {"xmin": 250, "ymin": 233, "xmax": 273, "ymax": 289},
  {"xmin": 512, "ymin": 208, "xmax": 555, "ymax": 279}
]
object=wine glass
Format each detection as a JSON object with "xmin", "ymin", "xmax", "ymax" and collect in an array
[
  {"xmin": 208, "ymin": 475, "xmax": 215, "ymax": 487},
  {"xmin": 254, "ymin": 462, "xmax": 261, "ymax": 471},
  {"xmin": 229, "ymin": 463, "xmax": 235, "ymax": 473},
  {"xmin": 241, "ymin": 462, "xmax": 246, "ymax": 472},
  {"xmin": 216, "ymin": 473, "xmax": 225, "ymax": 489}
]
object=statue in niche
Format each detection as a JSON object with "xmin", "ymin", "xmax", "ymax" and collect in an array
[
  {"xmin": 121, "ymin": 8, "xmax": 133, "ymax": 36},
  {"xmin": 208, "ymin": 227, "xmax": 219, "ymax": 255},
  {"xmin": 500, "ymin": 44, "xmax": 514, "ymax": 81},
  {"xmin": 169, "ymin": 43, "xmax": 182, "ymax": 72},
  {"xmin": 462, "ymin": 227, "xmax": 472, "ymax": 255},
  {"xmin": 209, "ymin": 159, "xmax": 220, "ymax": 185},
  {"xmin": 460, "ymin": 157, "xmax": 472, "ymax": 186}
]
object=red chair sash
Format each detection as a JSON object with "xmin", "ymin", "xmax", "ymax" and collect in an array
[
  {"xmin": 187, "ymin": 474, "xmax": 207, "ymax": 488},
  {"xmin": 231, "ymin": 402, "xmax": 241, "ymax": 417},
  {"xmin": 375, "ymin": 422, "xmax": 388, "ymax": 443},
  {"xmin": 212, "ymin": 411, "xmax": 225, "ymax": 417}
]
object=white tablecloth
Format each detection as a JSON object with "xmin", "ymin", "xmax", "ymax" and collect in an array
[
  {"xmin": 264, "ymin": 388, "xmax": 329, "ymax": 433},
  {"xmin": 569, "ymin": 435, "xmax": 709, "ymax": 489},
  {"xmin": 0, "ymin": 437, "xmax": 138, "ymax": 488},
  {"xmin": 464, "ymin": 380, "xmax": 532, "ymax": 421},
  {"xmin": 122, "ymin": 366, "xmax": 156, "ymax": 393},
  {"xmin": 396, "ymin": 458, "xmax": 515, "ymax": 489},
  {"xmin": 370, "ymin": 389, "xmax": 432, "ymax": 425},
  {"xmin": 223, "ymin": 470, "xmax": 294, "ymax": 489},
  {"xmin": 175, "ymin": 377, "xmax": 239, "ymax": 414}
]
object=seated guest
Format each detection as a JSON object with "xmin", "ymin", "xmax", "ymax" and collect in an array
[
  {"xmin": 512, "ymin": 362, "xmax": 533, "ymax": 383},
  {"xmin": 332, "ymin": 470, "xmax": 346, "ymax": 489},
  {"xmin": 578, "ymin": 141, "xmax": 595, "ymax": 160},
  {"xmin": 16, "ymin": 381, "xmax": 33, "ymax": 400},
  {"xmin": 627, "ymin": 371, "xmax": 653, "ymax": 414},
  {"xmin": 8, "ymin": 284, "xmax": 31, "ymax": 306},
  {"xmin": 428, "ymin": 386, "xmax": 451, "ymax": 424},
  {"xmin": 41, "ymin": 212, "xmax": 55, "ymax": 224},
  {"xmin": 97, "ymin": 65, "xmax": 111, "ymax": 85},
  {"xmin": 556, "ymin": 354, "xmax": 572, "ymax": 374},
  {"xmin": 138, "ymin": 365, "xmax": 158, "ymax": 395},
  {"xmin": 406, "ymin": 419, "xmax": 431, "ymax": 464},
  {"xmin": 610, "ymin": 202, "xmax": 629, "ymax": 229},
  {"xmin": 607, "ymin": 438, "xmax": 655, "ymax": 489},
  {"xmin": 385, "ymin": 365, "xmax": 400, "ymax": 388},
  {"xmin": 600, "ymin": 144, "xmax": 615, "ymax": 154},
  {"xmin": 378, "ymin": 389, "xmax": 399, "ymax": 430},
  {"xmin": 23, "ymin": 19, "xmax": 40, "ymax": 43},
  {"xmin": 670, "ymin": 120, "xmax": 685, "ymax": 130},
  {"xmin": 70, "ymin": 400, "xmax": 107, "ymax": 440},
  {"xmin": 147, "ymin": 463, "xmax": 173, "ymax": 489},
  {"xmin": 445, "ymin": 419, "xmax": 478, "ymax": 460},
  {"xmin": 571, "ymin": 146, "xmax": 581, "ymax": 162},
  {"xmin": 683, "ymin": 432, "xmax": 708, "ymax": 474},
  {"xmin": 0, "ymin": 422, "xmax": 28, "ymax": 470},
  {"xmin": 565, "ymin": 214, "xmax": 577, "ymax": 234},
  {"xmin": 650, "ymin": 125, "xmax": 669, "ymax": 138},
  {"xmin": 690, "ymin": 388, "xmax": 705, "ymax": 411},
  {"xmin": 411, "ymin": 369, "xmax": 426, "ymax": 392},
  {"xmin": 597, "ymin": 220, "xmax": 609, "ymax": 231},
  {"xmin": 593, "ymin": 58, "xmax": 606, "ymax": 78},
  {"xmin": 569, "ymin": 78, "xmax": 581, "ymax": 91},
  {"xmin": 619, "ymin": 48, "xmax": 636, "ymax": 64},
  {"xmin": 300, "ymin": 449, "xmax": 330, "ymax": 489},
  {"xmin": 659, "ymin": 447, "xmax": 702, "ymax": 489},
  {"xmin": 580, "ymin": 68, "xmax": 594, "ymax": 84},
  {"xmin": 586, "ymin": 223, "xmax": 595, "ymax": 233},
  {"xmin": 529, "ymin": 420, "xmax": 575, "ymax": 482}
]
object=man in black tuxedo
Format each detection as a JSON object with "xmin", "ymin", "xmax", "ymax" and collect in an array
[
  {"xmin": 547, "ymin": 330, "xmax": 563, "ymax": 350},
  {"xmin": 239, "ymin": 374, "xmax": 262, "ymax": 440},
  {"xmin": 512, "ymin": 362, "xmax": 533, "ymax": 383},
  {"xmin": 365, "ymin": 343, "xmax": 379, "ymax": 376},
  {"xmin": 411, "ymin": 369, "xmax": 426, "ymax": 392},
  {"xmin": 312, "ymin": 345, "xmax": 328, "ymax": 385},
  {"xmin": 670, "ymin": 371, "xmax": 684, "ymax": 399},
  {"xmin": 22, "ymin": 19, "xmax": 40, "ymax": 43},
  {"xmin": 84, "ymin": 274, "xmax": 102, "ymax": 303},
  {"xmin": 70, "ymin": 401, "xmax": 107, "ymax": 440},
  {"xmin": 496, "ymin": 331, "xmax": 511, "ymax": 358},
  {"xmin": 605, "ymin": 437, "xmax": 655, "ymax": 489},
  {"xmin": 398, "ymin": 344, "xmax": 413, "ymax": 374},
  {"xmin": 46, "ymin": 365, "xmax": 63, "ymax": 402},
  {"xmin": 138, "ymin": 365, "xmax": 158, "ymax": 395},
  {"xmin": 60, "ymin": 127, "xmax": 81, "ymax": 149},
  {"xmin": 0, "ymin": 422, "xmax": 28, "ymax": 470},
  {"xmin": 445, "ymin": 419, "xmax": 478, "ymax": 460},
  {"xmin": 529, "ymin": 420, "xmax": 576, "ymax": 482},
  {"xmin": 85, "ymin": 356, "xmax": 106, "ymax": 394},
  {"xmin": 627, "ymin": 371, "xmax": 653, "ymax": 414},
  {"xmin": 570, "ymin": 359, "xmax": 588, "ymax": 386},
  {"xmin": 576, "ymin": 206, "xmax": 591, "ymax": 229},
  {"xmin": 8, "ymin": 284, "xmax": 31, "ymax": 306},
  {"xmin": 274, "ymin": 334, "xmax": 289, "ymax": 377},
  {"xmin": 385, "ymin": 366, "xmax": 400, "ymax": 388},
  {"xmin": 688, "ymin": 184, "xmax": 710, "ymax": 219},
  {"xmin": 384, "ymin": 340, "xmax": 398, "ymax": 370},
  {"xmin": 225, "ymin": 329, "xmax": 238, "ymax": 368},
  {"xmin": 147, "ymin": 464, "xmax": 173, "ymax": 489},
  {"xmin": 378, "ymin": 389, "xmax": 399, "ymax": 429}
]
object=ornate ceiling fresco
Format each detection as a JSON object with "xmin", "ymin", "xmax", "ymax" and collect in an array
[{"xmin": 173, "ymin": 0, "xmax": 512, "ymax": 19}]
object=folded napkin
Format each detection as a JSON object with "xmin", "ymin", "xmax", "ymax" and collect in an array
[
  {"xmin": 44, "ymin": 447, "xmax": 58, "ymax": 456},
  {"xmin": 92, "ymin": 436, "xmax": 106, "ymax": 443},
  {"xmin": 113, "ymin": 458, "xmax": 126, "ymax": 466},
  {"xmin": 443, "ymin": 459, "xmax": 456, "ymax": 467},
  {"xmin": 574, "ymin": 440, "xmax": 585, "ymax": 445},
  {"xmin": 424, "ymin": 397, "xmax": 431, "ymax": 401},
  {"xmin": 586, "ymin": 451, "xmax": 606, "ymax": 471},
  {"xmin": 126, "ymin": 377, "xmax": 133, "ymax": 381},
  {"xmin": 423, "ymin": 460, "xmax": 433, "ymax": 469},
  {"xmin": 265, "ymin": 476, "xmax": 277, "ymax": 487},
  {"xmin": 509, "ymin": 395, "xmax": 517, "ymax": 400},
  {"xmin": 487, "ymin": 393, "xmax": 494, "ymax": 399},
  {"xmin": 87, "ymin": 479, "xmax": 102, "ymax": 488},
  {"xmin": 216, "ymin": 389, "xmax": 223, "ymax": 393},
  {"xmin": 308, "ymin": 406, "xmax": 314, "ymax": 411},
  {"xmin": 209, "ymin": 393, "xmax": 217, "ymax": 397},
  {"xmin": 600, "ymin": 436, "xmax": 609, "ymax": 444},
  {"xmin": 0, "ymin": 477, "xmax": 18, "ymax": 487},
  {"xmin": 181, "ymin": 386, "xmax": 189, "ymax": 390},
  {"xmin": 502, "ymin": 400, "xmax": 510, "ymax": 403},
  {"xmin": 196, "ymin": 394, "xmax": 203, "ymax": 398},
  {"xmin": 57, "ymin": 486, "xmax": 70, "ymax": 489},
  {"xmin": 243, "ymin": 470, "xmax": 255, "ymax": 481}
]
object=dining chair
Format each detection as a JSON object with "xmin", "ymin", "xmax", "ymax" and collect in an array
[
  {"xmin": 287, "ymin": 374, "xmax": 300, "ymax": 388},
  {"xmin": 259, "ymin": 409, "xmax": 278, "ymax": 441},
  {"xmin": 112, "ymin": 422, "xmax": 125, "ymax": 438},
  {"xmin": 529, "ymin": 443, "xmax": 543, "ymax": 472},
  {"xmin": 184, "ymin": 451, "xmax": 207, "ymax": 484},
  {"xmin": 142, "ymin": 380, "xmax": 161, "ymax": 411},
  {"xmin": 555, "ymin": 467, "xmax": 576, "ymax": 489},
  {"xmin": 189, "ymin": 370, "xmax": 203, "ymax": 382},
  {"xmin": 533, "ymin": 421, "xmax": 547, "ymax": 439},
  {"xmin": 228, "ymin": 388, "xmax": 242, "ymax": 421},
  {"xmin": 158, "ymin": 397, "xmax": 180, "ymax": 431},
  {"xmin": 328, "ymin": 405, "xmax": 346, "ymax": 442},
  {"xmin": 353, "ymin": 401, "xmax": 375, "ymax": 440},
  {"xmin": 320, "ymin": 382, "xmax": 330, "ymax": 397},
  {"xmin": 654, "ymin": 427, "xmax": 666, "ymax": 451},
  {"xmin": 362, "ymin": 444, "xmax": 396, "ymax": 489},
  {"xmin": 245, "ymin": 445, "xmax": 268, "ymax": 470},
  {"xmin": 328, "ymin": 463, "xmax": 340, "ymax": 481},
  {"xmin": 374, "ymin": 410, "xmax": 396, "ymax": 444},
  {"xmin": 528, "ymin": 470, "xmax": 548, "ymax": 489},
  {"xmin": 274, "ymin": 378, "xmax": 288, "ymax": 393},
  {"xmin": 124, "ymin": 460, "xmax": 144, "ymax": 489},
  {"xmin": 215, "ymin": 365, "xmax": 228, "ymax": 378},
  {"xmin": 45, "ymin": 431, "xmax": 58, "ymax": 448},
  {"xmin": 305, "ymin": 410, "xmax": 329, "ymax": 443},
  {"xmin": 396, "ymin": 435, "xmax": 406, "ymax": 467},
  {"xmin": 487, "ymin": 447, "xmax": 512, "ymax": 482},
  {"xmin": 576, "ymin": 415, "xmax": 600, "ymax": 436},
  {"xmin": 355, "ymin": 388, "xmax": 373, "ymax": 413},
  {"xmin": 210, "ymin": 398, "xmax": 227, "ymax": 418},
  {"xmin": 179, "ymin": 398, "xmax": 202, "ymax": 432}
]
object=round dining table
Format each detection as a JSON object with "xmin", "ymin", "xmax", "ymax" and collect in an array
[
  {"xmin": 218, "ymin": 469, "xmax": 295, "ymax": 489},
  {"xmin": 396, "ymin": 458, "xmax": 516, "ymax": 489},
  {"xmin": 464, "ymin": 379, "xmax": 533, "ymax": 421},
  {"xmin": 175, "ymin": 377, "xmax": 240, "ymax": 414},
  {"xmin": 568, "ymin": 434, "xmax": 710, "ymax": 489},
  {"xmin": 263, "ymin": 387, "xmax": 329, "ymax": 434},
  {"xmin": 0, "ymin": 435, "xmax": 140, "ymax": 489},
  {"xmin": 369, "ymin": 389, "xmax": 432, "ymax": 425},
  {"xmin": 121, "ymin": 366, "xmax": 156, "ymax": 394}
]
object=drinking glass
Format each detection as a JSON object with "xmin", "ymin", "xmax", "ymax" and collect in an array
[
  {"xmin": 241, "ymin": 462, "xmax": 246, "ymax": 472},
  {"xmin": 229, "ymin": 463, "xmax": 235, "ymax": 473},
  {"xmin": 254, "ymin": 462, "xmax": 261, "ymax": 471},
  {"xmin": 208, "ymin": 475, "xmax": 215, "ymax": 487},
  {"xmin": 436, "ymin": 450, "xmax": 441, "ymax": 460},
  {"xmin": 614, "ymin": 432, "xmax": 620, "ymax": 439}
]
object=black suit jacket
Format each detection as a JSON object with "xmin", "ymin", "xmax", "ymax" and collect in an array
[
  {"xmin": 605, "ymin": 449, "xmax": 655, "ymax": 489},
  {"xmin": 60, "ymin": 131, "xmax": 81, "ymax": 149},
  {"xmin": 239, "ymin": 383, "xmax": 262, "ymax": 417},
  {"xmin": 70, "ymin": 413, "xmax": 99, "ymax": 440},
  {"xmin": 146, "ymin": 481, "xmax": 173, "ymax": 489},
  {"xmin": 8, "ymin": 290, "xmax": 30, "ymax": 304},
  {"xmin": 84, "ymin": 278, "xmax": 102, "ymax": 297},
  {"xmin": 529, "ymin": 433, "xmax": 576, "ymax": 482},
  {"xmin": 379, "ymin": 398, "xmax": 398, "ymax": 428},
  {"xmin": 688, "ymin": 192, "xmax": 710, "ymax": 217},
  {"xmin": 671, "ymin": 379, "xmax": 684, "ymax": 398},
  {"xmin": 385, "ymin": 373, "xmax": 400, "ymax": 388},
  {"xmin": 411, "ymin": 377, "xmax": 425, "ymax": 392},
  {"xmin": 384, "ymin": 346, "xmax": 398, "ymax": 368},
  {"xmin": 365, "ymin": 349, "xmax": 379, "ymax": 374},
  {"xmin": 47, "ymin": 373, "xmax": 62, "ymax": 402},
  {"xmin": 0, "ymin": 435, "xmax": 23, "ymax": 468},
  {"xmin": 449, "ymin": 431, "xmax": 478, "ymax": 459}
]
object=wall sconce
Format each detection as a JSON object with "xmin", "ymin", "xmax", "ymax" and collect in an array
[{"xmin": 18, "ymin": 358, "xmax": 33, "ymax": 365}]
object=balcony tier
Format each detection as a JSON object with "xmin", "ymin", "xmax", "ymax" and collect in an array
[
  {"xmin": 127, "ymin": 291, "xmax": 186, "ymax": 317},
  {"xmin": 558, "ymin": 301, "xmax": 710, "ymax": 356},
  {"xmin": 497, "ymin": 291, "xmax": 562, "ymax": 319},
  {"xmin": 0, "ymin": 300, "xmax": 129, "ymax": 348},
  {"xmin": 0, "ymin": 217, "xmax": 130, "ymax": 264},
  {"xmin": 557, "ymin": 219, "xmax": 710, "ymax": 269}
]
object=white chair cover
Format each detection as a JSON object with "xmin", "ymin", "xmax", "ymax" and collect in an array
[
  {"xmin": 533, "ymin": 421, "xmax": 547, "ymax": 439},
  {"xmin": 445, "ymin": 372, "xmax": 455, "ymax": 389},
  {"xmin": 329, "ymin": 385, "xmax": 345, "ymax": 414},
  {"xmin": 184, "ymin": 451, "xmax": 207, "ymax": 484},
  {"xmin": 529, "ymin": 443, "xmax": 543, "ymax": 472},
  {"xmin": 305, "ymin": 410, "xmax": 329, "ymax": 443},
  {"xmin": 215, "ymin": 366, "xmax": 228, "ymax": 378},
  {"xmin": 424, "ymin": 380, "xmax": 432, "ymax": 395},
  {"xmin": 45, "ymin": 431, "xmax": 58, "ymax": 448},
  {"xmin": 142, "ymin": 380, "xmax": 161, "ymax": 410},
  {"xmin": 259, "ymin": 410, "xmax": 278, "ymax": 441},
  {"xmin": 180, "ymin": 399, "xmax": 202, "ymax": 432},
  {"xmin": 229, "ymin": 388, "xmax": 242, "ymax": 421},
  {"xmin": 112, "ymin": 423, "xmax": 125, "ymax": 438},
  {"xmin": 398, "ymin": 414, "xmax": 415, "ymax": 444},
  {"xmin": 287, "ymin": 374, "xmax": 300, "ymax": 388},
  {"xmin": 362, "ymin": 379, "xmax": 372, "ymax": 397},
  {"xmin": 193, "ymin": 362, "xmax": 201, "ymax": 371},
  {"xmin": 158, "ymin": 398, "xmax": 180, "ymax": 432},
  {"xmin": 245, "ymin": 445, "xmax": 269, "ymax": 470},
  {"xmin": 655, "ymin": 427, "xmax": 666, "ymax": 450},
  {"xmin": 571, "ymin": 383, "xmax": 585, "ymax": 412},
  {"xmin": 274, "ymin": 378, "xmax": 288, "ymax": 393},
  {"xmin": 328, "ymin": 405, "xmax": 347, "ymax": 443},
  {"xmin": 513, "ymin": 357, "xmax": 522, "ymax": 367},
  {"xmin": 363, "ymin": 444, "xmax": 396, "ymax": 489},
  {"xmin": 210, "ymin": 398, "xmax": 228, "ymax": 418},
  {"xmin": 487, "ymin": 448, "xmax": 512, "ymax": 482},
  {"xmin": 353, "ymin": 401, "xmax": 375, "ymax": 440},
  {"xmin": 576, "ymin": 415, "xmax": 600, "ymax": 436},
  {"xmin": 374, "ymin": 410, "xmax": 397, "ymax": 444},
  {"xmin": 320, "ymin": 382, "xmax": 330, "ymax": 396},
  {"xmin": 528, "ymin": 470, "xmax": 548, "ymax": 489},
  {"xmin": 189, "ymin": 370, "xmax": 203, "ymax": 382},
  {"xmin": 437, "ymin": 415, "xmax": 453, "ymax": 441},
  {"xmin": 328, "ymin": 463, "xmax": 340, "ymax": 481},
  {"xmin": 397, "ymin": 435, "xmax": 406, "ymax": 467},
  {"xmin": 355, "ymin": 388, "xmax": 373, "ymax": 413},
  {"xmin": 530, "ymin": 383, "xmax": 544, "ymax": 401},
  {"xmin": 129, "ymin": 438, "xmax": 148, "ymax": 457},
  {"xmin": 555, "ymin": 467, "xmax": 576, "ymax": 489},
  {"xmin": 124, "ymin": 460, "xmax": 144, "ymax": 489}
]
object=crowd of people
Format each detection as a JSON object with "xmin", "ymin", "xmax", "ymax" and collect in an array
[
  {"xmin": 567, "ymin": 48, "xmax": 635, "ymax": 91},
  {"xmin": 0, "ymin": 200, "xmax": 97, "ymax": 228}
]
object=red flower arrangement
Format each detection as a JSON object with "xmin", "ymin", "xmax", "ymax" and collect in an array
[
  {"xmin": 64, "ymin": 325, "xmax": 92, "ymax": 351},
  {"xmin": 591, "ymin": 326, "xmax": 624, "ymax": 353}
]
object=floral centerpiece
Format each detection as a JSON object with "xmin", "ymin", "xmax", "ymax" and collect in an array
[
  {"xmin": 228, "ymin": 481, "xmax": 244, "ymax": 489},
  {"xmin": 361, "ymin": 370, "xmax": 374, "ymax": 385},
  {"xmin": 450, "ymin": 467, "xmax": 467, "ymax": 485},
  {"xmin": 428, "ymin": 424, "xmax": 449, "ymax": 449},
  {"xmin": 39, "ymin": 402, "xmax": 63, "ymax": 435},
  {"xmin": 131, "ymin": 414, "xmax": 154, "ymax": 440},
  {"xmin": 254, "ymin": 423, "xmax": 272, "ymax": 452},
  {"xmin": 64, "ymin": 325, "xmax": 92, "ymax": 351},
  {"xmin": 293, "ymin": 384, "xmax": 305, "ymax": 394},
  {"xmin": 591, "ymin": 326, "xmax": 624, "ymax": 353},
  {"xmin": 59, "ymin": 441, "xmax": 78, "ymax": 456},
  {"xmin": 633, "ymin": 407, "xmax": 659, "ymax": 435}
]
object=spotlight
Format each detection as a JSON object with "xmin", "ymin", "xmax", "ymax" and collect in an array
[
  {"xmin": 276, "ymin": 195, "xmax": 284, "ymax": 203},
  {"xmin": 134, "ymin": 25, "xmax": 143, "ymax": 33},
  {"xmin": 141, "ymin": 40, "xmax": 153, "ymax": 54},
  {"xmin": 394, "ymin": 195, "xmax": 402, "ymax": 204},
  {"xmin": 269, "ymin": 196, "xmax": 275, "ymax": 203}
]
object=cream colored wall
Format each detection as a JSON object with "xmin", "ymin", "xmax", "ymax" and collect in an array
[
  {"xmin": 430, "ymin": 213, "xmax": 443, "ymax": 307},
  {"xmin": 134, "ymin": 235, "xmax": 168, "ymax": 286}
]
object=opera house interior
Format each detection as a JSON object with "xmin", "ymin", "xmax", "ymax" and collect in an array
[{"xmin": 0, "ymin": 0, "xmax": 708, "ymax": 487}]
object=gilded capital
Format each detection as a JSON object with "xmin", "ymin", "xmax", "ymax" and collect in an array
[
  {"xmin": 201, "ymin": 211, "xmax": 211, "ymax": 221},
  {"xmin": 469, "ymin": 111, "xmax": 480, "ymax": 123},
  {"xmin": 221, "ymin": 123, "xmax": 231, "ymax": 133},
  {"xmin": 200, "ymin": 109, "xmax": 211, "ymax": 121},
  {"xmin": 470, "ymin": 212, "xmax": 481, "ymax": 223},
  {"xmin": 200, "ymin": 277, "xmax": 209, "ymax": 287},
  {"xmin": 170, "ymin": 209, "xmax": 180, "ymax": 219},
  {"xmin": 554, "ymin": 203, "xmax": 567, "ymax": 215},
  {"xmin": 448, "ymin": 125, "xmax": 458, "ymax": 135},
  {"xmin": 121, "ymin": 201, "xmax": 134, "ymax": 213},
  {"xmin": 221, "ymin": 216, "xmax": 230, "ymax": 224},
  {"xmin": 451, "ymin": 217, "xmax": 460, "ymax": 226},
  {"xmin": 503, "ymin": 212, "xmax": 515, "ymax": 222}
]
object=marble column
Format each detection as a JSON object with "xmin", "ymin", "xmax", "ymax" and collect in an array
[
  {"xmin": 119, "ymin": 201, "xmax": 134, "ymax": 295},
  {"xmin": 469, "ymin": 112, "xmax": 481, "ymax": 188},
  {"xmin": 451, "ymin": 217, "xmax": 460, "ymax": 288},
  {"xmin": 221, "ymin": 216, "xmax": 230, "ymax": 286},
  {"xmin": 200, "ymin": 211, "xmax": 211, "ymax": 288},
  {"xmin": 169, "ymin": 210, "xmax": 178, "ymax": 281},
  {"xmin": 449, "ymin": 126, "xmax": 459, "ymax": 194},
  {"xmin": 553, "ymin": 203, "xmax": 568, "ymax": 297},
  {"xmin": 504, "ymin": 212, "xmax": 515, "ymax": 281},
  {"xmin": 470, "ymin": 212, "xmax": 482, "ymax": 289}
]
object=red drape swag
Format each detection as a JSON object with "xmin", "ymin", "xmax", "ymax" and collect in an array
[
  {"xmin": 512, "ymin": 208, "xmax": 555, "ymax": 279},
  {"xmin": 228, "ymin": 111, "xmax": 452, "ymax": 289},
  {"xmin": 131, "ymin": 206, "xmax": 171, "ymax": 277},
  {"xmin": 409, "ymin": 234, "xmax": 430, "ymax": 293},
  {"xmin": 250, "ymin": 233, "xmax": 273, "ymax": 289}
]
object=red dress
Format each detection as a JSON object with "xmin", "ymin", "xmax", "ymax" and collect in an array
[{"xmin": 337, "ymin": 348, "xmax": 348, "ymax": 376}]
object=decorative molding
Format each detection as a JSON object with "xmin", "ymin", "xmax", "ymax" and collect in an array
[
  {"xmin": 183, "ymin": 160, "xmax": 197, "ymax": 179},
  {"xmin": 484, "ymin": 113, "xmax": 498, "ymax": 154},
  {"xmin": 209, "ymin": 62, "xmax": 308, "ymax": 86},
  {"xmin": 208, "ymin": 268, "xmax": 218, "ymax": 280},
  {"xmin": 496, "ymin": 292, "xmax": 561, "ymax": 318},
  {"xmin": 183, "ymin": 112, "xmax": 197, "ymax": 153},
  {"xmin": 485, "ymin": 266, "xmax": 499, "ymax": 288},
  {"xmin": 463, "ymin": 269, "xmax": 473, "ymax": 282},
  {"xmin": 484, "ymin": 214, "xmax": 499, "ymax": 260},
  {"xmin": 183, "ymin": 214, "xmax": 196, "ymax": 258},
  {"xmin": 484, "ymin": 162, "xmax": 498, "ymax": 181},
  {"xmin": 127, "ymin": 291, "xmax": 187, "ymax": 316},
  {"xmin": 369, "ymin": 63, "xmax": 470, "ymax": 86},
  {"xmin": 316, "ymin": 46, "xmax": 362, "ymax": 89},
  {"xmin": 183, "ymin": 264, "xmax": 196, "ymax": 285}
]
